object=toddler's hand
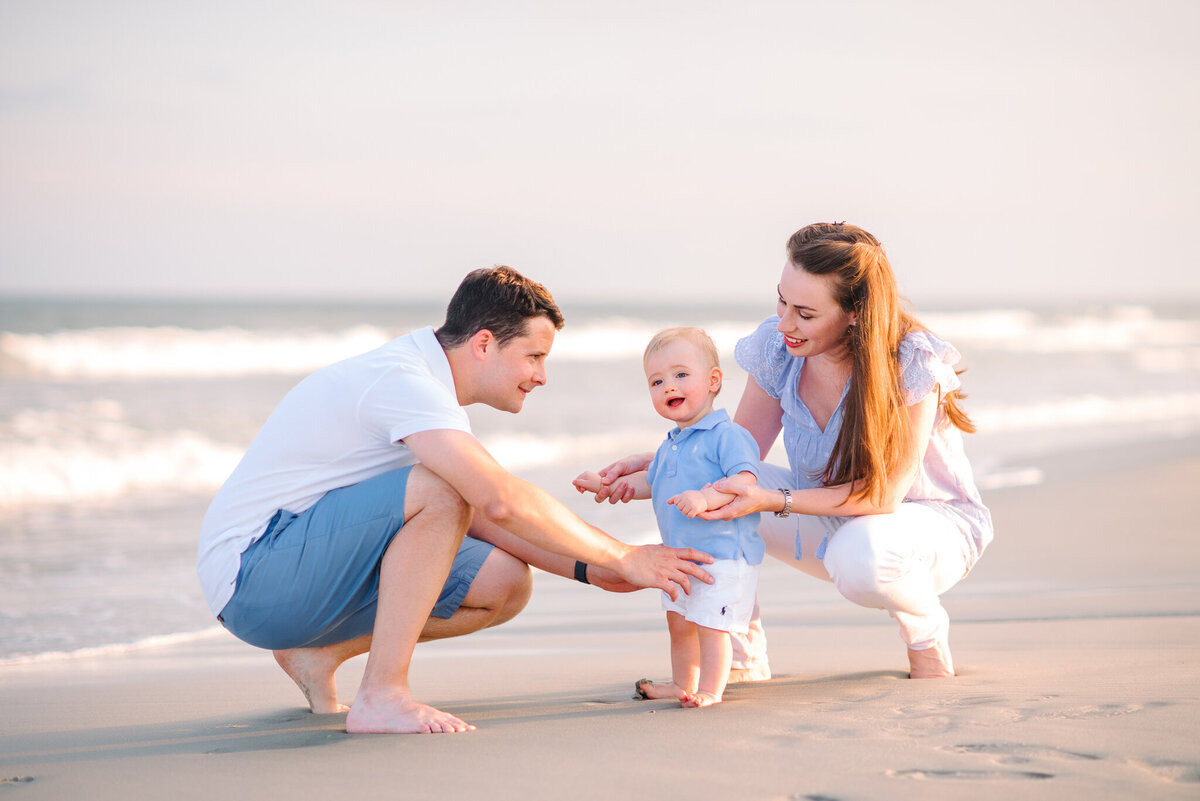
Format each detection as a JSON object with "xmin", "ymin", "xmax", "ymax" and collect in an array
[
  {"xmin": 668, "ymin": 490, "xmax": 709, "ymax": 518},
  {"xmin": 573, "ymin": 470, "xmax": 603, "ymax": 494}
]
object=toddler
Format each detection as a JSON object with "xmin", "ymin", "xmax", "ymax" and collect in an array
[{"xmin": 575, "ymin": 327, "xmax": 763, "ymax": 706}]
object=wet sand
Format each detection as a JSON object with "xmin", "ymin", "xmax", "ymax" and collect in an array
[{"xmin": 2, "ymin": 437, "xmax": 1198, "ymax": 800}]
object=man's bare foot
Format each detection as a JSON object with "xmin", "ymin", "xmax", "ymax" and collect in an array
[
  {"xmin": 908, "ymin": 641, "xmax": 955, "ymax": 678},
  {"xmin": 274, "ymin": 648, "xmax": 348, "ymax": 713},
  {"xmin": 681, "ymin": 691, "xmax": 721, "ymax": 708},
  {"xmin": 345, "ymin": 689, "xmax": 475, "ymax": 734},
  {"xmin": 634, "ymin": 678, "xmax": 688, "ymax": 701}
]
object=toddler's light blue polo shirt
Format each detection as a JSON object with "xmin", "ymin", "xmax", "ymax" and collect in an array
[{"xmin": 647, "ymin": 409, "xmax": 764, "ymax": 564}]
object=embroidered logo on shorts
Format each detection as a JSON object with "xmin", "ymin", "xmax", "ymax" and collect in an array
[{"xmin": 720, "ymin": 606, "xmax": 727, "ymax": 616}]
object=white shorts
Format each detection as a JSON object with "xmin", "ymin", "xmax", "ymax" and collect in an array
[{"xmin": 661, "ymin": 557, "xmax": 759, "ymax": 633}]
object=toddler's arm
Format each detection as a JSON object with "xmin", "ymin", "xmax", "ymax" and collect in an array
[
  {"xmin": 669, "ymin": 471, "xmax": 756, "ymax": 518},
  {"xmin": 574, "ymin": 469, "xmax": 651, "ymax": 501}
]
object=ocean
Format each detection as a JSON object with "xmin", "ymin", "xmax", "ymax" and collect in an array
[{"xmin": 2, "ymin": 296, "xmax": 1199, "ymax": 663}]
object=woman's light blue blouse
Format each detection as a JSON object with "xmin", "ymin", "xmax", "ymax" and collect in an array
[{"xmin": 734, "ymin": 316, "xmax": 993, "ymax": 566}]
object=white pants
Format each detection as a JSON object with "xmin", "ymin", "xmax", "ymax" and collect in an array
[{"xmin": 733, "ymin": 463, "xmax": 970, "ymax": 670}]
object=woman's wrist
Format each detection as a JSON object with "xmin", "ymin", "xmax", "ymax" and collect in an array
[{"xmin": 774, "ymin": 487, "xmax": 792, "ymax": 518}]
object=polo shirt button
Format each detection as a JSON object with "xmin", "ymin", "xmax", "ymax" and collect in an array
[{"xmin": 671, "ymin": 445, "xmax": 678, "ymax": 451}]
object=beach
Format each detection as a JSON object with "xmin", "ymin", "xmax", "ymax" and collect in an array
[
  {"xmin": 5, "ymin": 0, "xmax": 1200, "ymax": 793},
  {"xmin": 3, "ymin": 433, "xmax": 1198, "ymax": 800}
]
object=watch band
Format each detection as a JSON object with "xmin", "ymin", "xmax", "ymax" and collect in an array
[{"xmin": 774, "ymin": 487, "xmax": 792, "ymax": 518}]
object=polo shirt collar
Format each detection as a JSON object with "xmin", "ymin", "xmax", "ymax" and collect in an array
[
  {"xmin": 412, "ymin": 326, "xmax": 458, "ymax": 396},
  {"xmin": 668, "ymin": 408, "xmax": 729, "ymax": 439}
]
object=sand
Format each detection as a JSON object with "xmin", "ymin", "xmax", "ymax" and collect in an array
[{"xmin": 2, "ymin": 437, "xmax": 1198, "ymax": 800}]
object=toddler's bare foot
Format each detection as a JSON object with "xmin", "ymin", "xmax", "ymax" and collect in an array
[
  {"xmin": 346, "ymin": 688, "xmax": 475, "ymax": 734},
  {"xmin": 634, "ymin": 678, "xmax": 688, "ymax": 701},
  {"xmin": 274, "ymin": 648, "xmax": 348, "ymax": 713},
  {"xmin": 681, "ymin": 691, "xmax": 722, "ymax": 708},
  {"xmin": 908, "ymin": 641, "xmax": 956, "ymax": 678}
]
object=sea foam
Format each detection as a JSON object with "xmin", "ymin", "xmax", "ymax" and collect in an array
[{"xmin": 4, "ymin": 306, "xmax": 1199, "ymax": 380}]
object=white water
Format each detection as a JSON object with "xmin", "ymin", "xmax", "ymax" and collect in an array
[
  {"xmin": 2, "ymin": 300, "xmax": 1197, "ymax": 661},
  {"xmin": 4, "ymin": 306, "xmax": 1198, "ymax": 380}
]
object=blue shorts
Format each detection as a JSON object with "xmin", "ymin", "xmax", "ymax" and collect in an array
[{"xmin": 218, "ymin": 466, "xmax": 494, "ymax": 650}]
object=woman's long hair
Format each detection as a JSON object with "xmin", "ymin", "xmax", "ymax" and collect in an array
[{"xmin": 787, "ymin": 223, "xmax": 974, "ymax": 505}]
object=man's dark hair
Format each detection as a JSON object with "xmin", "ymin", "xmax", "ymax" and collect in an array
[{"xmin": 435, "ymin": 265, "xmax": 565, "ymax": 349}]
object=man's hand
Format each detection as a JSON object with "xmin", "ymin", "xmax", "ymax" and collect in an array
[
  {"xmin": 581, "ymin": 563, "xmax": 640, "ymax": 593},
  {"xmin": 614, "ymin": 545, "xmax": 713, "ymax": 601}
]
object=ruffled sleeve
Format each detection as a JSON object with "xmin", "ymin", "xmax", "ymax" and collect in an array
[
  {"xmin": 734, "ymin": 316, "xmax": 791, "ymax": 398},
  {"xmin": 898, "ymin": 329, "xmax": 963, "ymax": 406}
]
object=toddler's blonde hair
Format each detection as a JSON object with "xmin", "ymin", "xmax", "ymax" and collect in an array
[{"xmin": 643, "ymin": 326, "xmax": 722, "ymax": 395}]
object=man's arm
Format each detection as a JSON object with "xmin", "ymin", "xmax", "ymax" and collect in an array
[
  {"xmin": 402, "ymin": 429, "xmax": 712, "ymax": 599},
  {"xmin": 467, "ymin": 515, "xmax": 639, "ymax": 593}
]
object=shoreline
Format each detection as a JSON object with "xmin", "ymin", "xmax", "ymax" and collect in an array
[
  {"xmin": 3, "ymin": 438, "xmax": 1199, "ymax": 799},
  {"xmin": 5, "ymin": 430, "xmax": 1198, "ymax": 667}
]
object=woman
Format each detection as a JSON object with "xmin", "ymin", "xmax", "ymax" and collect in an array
[{"xmin": 595, "ymin": 222, "xmax": 992, "ymax": 678}]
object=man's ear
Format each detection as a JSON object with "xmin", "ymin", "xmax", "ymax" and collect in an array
[
  {"xmin": 469, "ymin": 329, "xmax": 494, "ymax": 359},
  {"xmin": 710, "ymin": 366, "xmax": 723, "ymax": 394}
]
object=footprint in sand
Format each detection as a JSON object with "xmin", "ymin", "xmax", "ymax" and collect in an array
[
  {"xmin": 887, "ymin": 768, "xmax": 1054, "ymax": 781},
  {"xmin": 1129, "ymin": 759, "xmax": 1200, "ymax": 783},
  {"xmin": 944, "ymin": 743, "xmax": 1101, "ymax": 765},
  {"xmin": 1036, "ymin": 701, "xmax": 1170, "ymax": 720},
  {"xmin": 887, "ymin": 696, "xmax": 1025, "ymax": 730}
]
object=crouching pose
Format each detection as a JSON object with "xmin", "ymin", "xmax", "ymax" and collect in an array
[
  {"xmin": 590, "ymin": 223, "xmax": 993, "ymax": 681},
  {"xmin": 198, "ymin": 267, "xmax": 714, "ymax": 734}
]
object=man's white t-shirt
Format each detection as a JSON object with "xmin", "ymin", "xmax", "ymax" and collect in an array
[{"xmin": 197, "ymin": 326, "xmax": 472, "ymax": 616}]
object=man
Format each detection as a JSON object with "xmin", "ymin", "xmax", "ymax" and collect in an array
[{"xmin": 198, "ymin": 266, "xmax": 713, "ymax": 734}]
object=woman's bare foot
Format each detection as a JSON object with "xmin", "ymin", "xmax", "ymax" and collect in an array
[
  {"xmin": 274, "ymin": 648, "xmax": 348, "ymax": 713},
  {"xmin": 681, "ymin": 691, "xmax": 721, "ymax": 708},
  {"xmin": 908, "ymin": 641, "xmax": 956, "ymax": 678},
  {"xmin": 727, "ymin": 664, "xmax": 771, "ymax": 683},
  {"xmin": 634, "ymin": 678, "xmax": 688, "ymax": 701},
  {"xmin": 345, "ymin": 688, "xmax": 475, "ymax": 734}
]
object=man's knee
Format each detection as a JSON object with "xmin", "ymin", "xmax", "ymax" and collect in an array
[
  {"xmin": 471, "ymin": 548, "xmax": 532, "ymax": 627},
  {"xmin": 406, "ymin": 464, "xmax": 473, "ymax": 529},
  {"xmin": 491, "ymin": 551, "xmax": 533, "ymax": 626}
]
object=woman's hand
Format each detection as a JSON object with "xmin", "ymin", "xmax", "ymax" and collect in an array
[{"xmin": 697, "ymin": 477, "xmax": 773, "ymax": 521}]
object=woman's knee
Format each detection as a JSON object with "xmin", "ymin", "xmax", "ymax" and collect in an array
[{"xmin": 823, "ymin": 521, "xmax": 902, "ymax": 602}]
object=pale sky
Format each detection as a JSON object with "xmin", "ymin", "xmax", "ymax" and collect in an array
[{"xmin": 1, "ymin": 0, "xmax": 1197, "ymax": 306}]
